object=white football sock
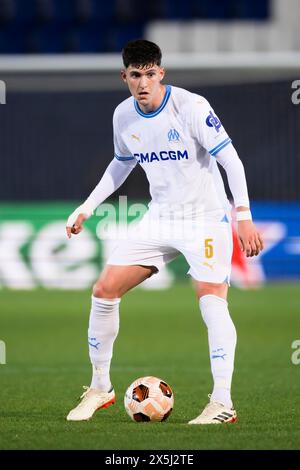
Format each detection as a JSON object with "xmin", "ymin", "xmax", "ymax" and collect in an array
[
  {"xmin": 88, "ymin": 296, "xmax": 120, "ymax": 392},
  {"xmin": 199, "ymin": 294, "xmax": 237, "ymax": 408}
]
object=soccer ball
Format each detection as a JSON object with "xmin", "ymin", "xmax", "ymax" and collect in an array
[{"xmin": 124, "ymin": 376, "xmax": 174, "ymax": 422}]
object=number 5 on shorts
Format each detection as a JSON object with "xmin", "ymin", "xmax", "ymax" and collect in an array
[{"xmin": 204, "ymin": 238, "xmax": 214, "ymax": 259}]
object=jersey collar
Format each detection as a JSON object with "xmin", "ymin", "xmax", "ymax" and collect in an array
[{"xmin": 134, "ymin": 85, "xmax": 171, "ymax": 118}]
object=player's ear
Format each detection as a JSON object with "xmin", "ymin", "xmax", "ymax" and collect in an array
[
  {"xmin": 159, "ymin": 67, "xmax": 165, "ymax": 81},
  {"xmin": 120, "ymin": 69, "xmax": 127, "ymax": 83}
]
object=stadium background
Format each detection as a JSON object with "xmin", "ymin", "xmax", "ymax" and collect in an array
[
  {"xmin": 0, "ymin": 0, "xmax": 300, "ymax": 451},
  {"xmin": 1, "ymin": 0, "xmax": 300, "ymax": 288}
]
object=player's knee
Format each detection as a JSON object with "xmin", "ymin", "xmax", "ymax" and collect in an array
[
  {"xmin": 92, "ymin": 280, "xmax": 120, "ymax": 299},
  {"xmin": 196, "ymin": 282, "xmax": 228, "ymax": 300}
]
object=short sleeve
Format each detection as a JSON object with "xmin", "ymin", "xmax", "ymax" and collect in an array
[
  {"xmin": 190, "ymin": 95, "xmax": 232, "ymax": 157},
  {"xmin": 113, "ymin": 109, "xmax": 136, "ymax": 164}
]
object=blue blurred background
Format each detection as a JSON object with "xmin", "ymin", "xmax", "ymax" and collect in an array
[{"xmin": 0, "ymin": 0, "xmax": 271, "ymax": 53}]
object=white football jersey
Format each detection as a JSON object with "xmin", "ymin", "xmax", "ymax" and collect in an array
[{"xmin": 113, "ymin": 85, "xmax": 232, "ymax": 218}]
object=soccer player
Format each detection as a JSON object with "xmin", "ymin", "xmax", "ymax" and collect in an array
[{"xmin": 65, "ymin": 39, "xmax": 263, "ymax": 424}]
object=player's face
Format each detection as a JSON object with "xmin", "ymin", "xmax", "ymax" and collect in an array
[{"xmin": 121, "ymin": 64, "xmax": 165, "ymax": 112}]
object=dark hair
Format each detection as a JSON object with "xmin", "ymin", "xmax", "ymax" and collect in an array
[{"xmin": 122, "ymin": 39, "xmax": 162, "ymax": 68}]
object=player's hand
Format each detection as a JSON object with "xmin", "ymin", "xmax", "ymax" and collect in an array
[
  {"xmin": 66, "ymin": 213, "xmax": 88, "ymax": 238},
  {"xmin": 66, "ymin": 203, "xmax": 94, "ymax": 239},
  {"xmin": 237, "ymin": 220, "xmax": 264, "ymax": 257}
]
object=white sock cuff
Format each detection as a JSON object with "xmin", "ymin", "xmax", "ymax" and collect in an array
[
  {"xmin": 199, "ymin": 294, "xmax": 228, "ymax": 308},
  {"xmin": 91, "ymin": 295, "xmax": 121, "ymax": 306}
]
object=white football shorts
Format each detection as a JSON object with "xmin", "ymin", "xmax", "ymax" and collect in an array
[{"xmin": 106, "ymin": 209, "xmax": 233, "ymax": 284}]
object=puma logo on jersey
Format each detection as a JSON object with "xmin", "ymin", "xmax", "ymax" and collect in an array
[
  {"xmin": 203, "ymin": 261, "xmax": 214, "ymax": 270},
  {"xmin": 131, "ymin": 134, "xmax": 141, "ymax": 142}
]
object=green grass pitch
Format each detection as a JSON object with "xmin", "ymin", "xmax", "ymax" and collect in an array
[{"xmin": 0, "ymin": 283, "xmax": 299, "ymax": 450}]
